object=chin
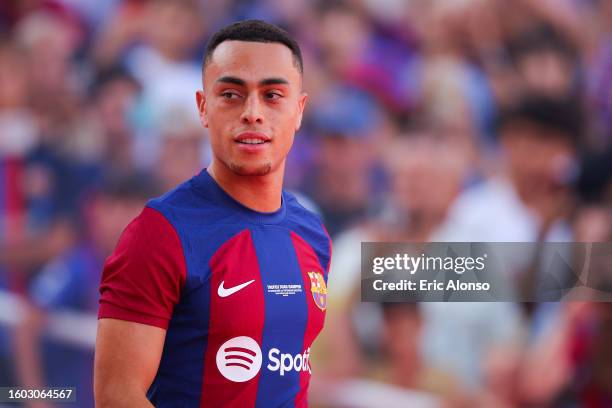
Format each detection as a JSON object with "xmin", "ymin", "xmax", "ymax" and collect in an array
[{"xmin": 229, "ymin": 161, "xmax": 273, "ymax": 176}]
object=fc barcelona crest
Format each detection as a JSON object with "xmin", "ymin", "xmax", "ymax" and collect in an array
[{"xmin": 308, "ymin": 271, "xmax": 327, "ymax": 311}]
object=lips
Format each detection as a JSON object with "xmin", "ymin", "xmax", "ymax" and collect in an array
[{"xmin": 234, "ymin": 132, "xmax": 271, "ymax": 145}]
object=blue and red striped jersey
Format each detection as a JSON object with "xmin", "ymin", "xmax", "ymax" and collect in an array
[{"xmin": 99, "ymin": 169, "xmax": 332, "ymax": 407}]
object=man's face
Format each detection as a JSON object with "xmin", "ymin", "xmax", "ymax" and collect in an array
[
  {"xmin": 197, "ymin": 41, "xmax": 307, "ymax": 176},
  {"xmin": 386, "ymin": 134, "xmax": 467, "ymax": 216},
  {"xmin": 501, "ymin": 123, "xmax": 575, "ymax": 196},
  {"xmin": 519, "ymin": 51, "xmax": 574, "ymax": 97}
]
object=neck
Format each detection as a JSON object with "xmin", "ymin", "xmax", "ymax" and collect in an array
[
  {"xmin": 207, "ymin": 160, "xmax": 284, "ymax": 213},
  {"xmin": 390, "ymin": 208, "xmax": 445, "ymax": 242}
]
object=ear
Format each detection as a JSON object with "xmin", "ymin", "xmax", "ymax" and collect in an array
[
  {"xmin": 196, "ymin": 90, "xmax": 208, "ymax": 128},
  {"xmin": 295, "ymin": 92, "xmax": 308, "ymax": 131}
]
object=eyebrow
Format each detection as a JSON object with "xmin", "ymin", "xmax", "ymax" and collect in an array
[
  {"xmin": 215, "ymin": 76, "xmax": 290, "ymax": 87},
  {"xmin": 259, "ymin": 77, "xmax": 289, "ymax": 86}
]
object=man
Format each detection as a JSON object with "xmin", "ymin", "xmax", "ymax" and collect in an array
[
  {"xmin": 435, "ymin": 94, "xmax": 580, "ymax": 243},
  {"xmin": 425, "ymin": 94, "xmax": 580, "ymax": 392},
  {"xmin": 94, "ymin": 20, "xmax": 332, "ymax": 408},
  {"xmin": 14, "ymin": 174, "xmax": 152, "ymax": 407}
]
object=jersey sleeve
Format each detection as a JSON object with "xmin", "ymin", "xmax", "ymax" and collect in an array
[{"xmin": 98, "ymin": 206, "xmax": 187, "ymax": 329}]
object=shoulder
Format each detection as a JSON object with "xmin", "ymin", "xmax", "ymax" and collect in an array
[
  {"xmin": 434, "ymin": 178, "xmax": 535, "ymax": 241},
  {"xmin": 99, "ymin": 206, "xmax": 187, "ymax": 329},
  {"xmin": 121, "ymin": 204, "xmax": 176, "ymax": 240},
  {"xmin": 284, "ymin": 191, "xmax": 333, "ymax": 272},
  {"xmin": 283, "ymin": 189, "xmax": 320, "ymax": 223},
  {"xmin": 147, "ymin": 178, "xmax": 203, "ymax": 213},
  {"xmin": 106, "ymin": 206, "xmax": 186, "ymax": 274},
  {"xmin": 284, "ymin": 191, "xmax": 329, "ymax": 238}
]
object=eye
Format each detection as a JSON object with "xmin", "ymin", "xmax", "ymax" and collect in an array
[
  {"xmin": 221, "ymin": 91, "xmax": 240, "ymax": 99},
  {"xmin": 265, "ymin": 91, "xmax": 283, "ymax": 100}
]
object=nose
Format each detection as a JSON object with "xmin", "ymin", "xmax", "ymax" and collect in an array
[{"xmin": 240, "ymin": 94, "xmax": 264, "ymax": 125}]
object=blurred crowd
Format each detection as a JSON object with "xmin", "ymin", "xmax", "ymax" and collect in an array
[{"xmin": 0, "ymin": 0, "xmax": 611, "ymax": 407}]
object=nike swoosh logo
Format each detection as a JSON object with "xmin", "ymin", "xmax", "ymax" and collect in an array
[{"xmin": 218, "ymin": 279, "xmax": 256, "ymax": 298}]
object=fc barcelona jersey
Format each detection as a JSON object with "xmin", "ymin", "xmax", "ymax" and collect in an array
[{"xmin": 98, "ymin": 169, "xmax": 332, "ymax": 407}]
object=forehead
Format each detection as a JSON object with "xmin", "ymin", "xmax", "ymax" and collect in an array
[{"xmin": 205, "ymin": 40, "xmax": 300, "ymax": 85}]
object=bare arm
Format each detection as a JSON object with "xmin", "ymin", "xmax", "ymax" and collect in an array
[
  {"xmin": 13, "ymin": 304, "xmax": 53, "ymax": 408},
  {"xmin": 94, "ymin": 319, "xmax": 166, "ymax": 408}
]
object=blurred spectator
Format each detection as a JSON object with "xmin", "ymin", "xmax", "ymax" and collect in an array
[
  {"xmin": 528, "ymin": 168, "xmax": 612, "ymax": 406},
  {"xmin": 585, "ymin": 0, "xmax": 612, "ymax": 145},
  {"xmin": 12, "ymin": 174, "xmax": 155, "ymax": 408},
  {"xmin": 381, "ymin": 121, "xmax": 473, "ymax": 242},
  {"xmin": 154, "ymin": 106, "xmax": 209, "ymax": 192},
  {"xmin": 424, "ymin": 94, "xmax": 583, "ymax": 397},
  {"xmin": 306, "ymin": 87, "xmax": 384, "ymax": 237},
  {"xmin": 0, "ymin": 39, "xmax": 37, "ymax": 245},
  {"xmin": 559, "ymin": 302, "xmax": 612, "ymax": 406},
  {"xmin": 508, "ymin": 25, "xmax": 580, "ymax": 99},
  {"xmin": 435, "ymin": 94, "xmax": 581, "ymax": 243},
  {"xmin": 315, "ymin": 1, "xmax": 418, "ymax": 113},
  {"xmin": 323, "ymin": 118, "xmax": 472, "ymax": 310},
  {"xmin": 0, "ymin": 9, "xmax": 92, "ymax": 279},
  {"xmin": 95, "ymin": 0, "xmax": 205, "ymax": 140},
  {"xmin": 316, "ymin": 120, "xmax": 474, "ymax": 388},
  {"xmin": 0, "ymin": 35, "xmax": 76, "ymax": 279},
  {"xmin": 15, "ymin": 10, "xmax": 84, "ymax": 139},
  {"xmin": 373, "ymin": 302, "xmax": 468, "ymax": 407},
  {"xmin": 82, "ymin": 66, "xmax": 142, "ymax": 175}
]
